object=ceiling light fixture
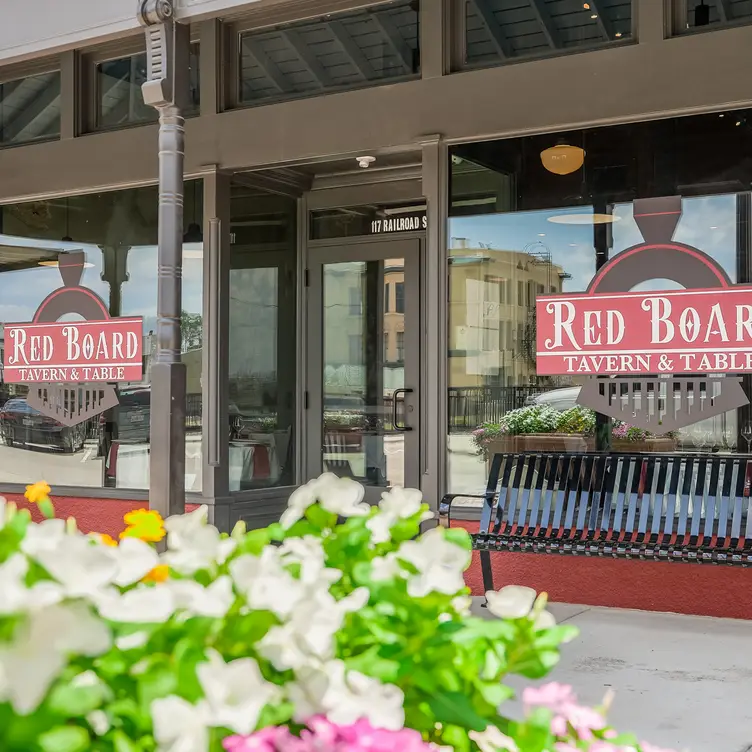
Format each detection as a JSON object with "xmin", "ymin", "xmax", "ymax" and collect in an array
[
  {"xmin": 591, "ymin": 13, "xmax": 598, "ymax": 19},
  {"xmin": 356, "ymin": 155, "xmax": 376, "ymax": 169},
  {"xmin": 540, "ymin": 142, "xmax": 585, "ymax": 175},
  {"xmin": 615, "ymin": 31, "xmax": 622, "ymax": 37},
  {"xmin": 548, "ymin": 213, "xmax": 621, "ymax": 225}
]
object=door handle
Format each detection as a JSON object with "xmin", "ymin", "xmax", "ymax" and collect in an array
[{"xmin": 392, "ymin": 388, "xmax": 413, "ymax": 432}]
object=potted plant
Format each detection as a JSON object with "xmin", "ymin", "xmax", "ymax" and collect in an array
[
  {"xmin": 611, "ymin": 421, "xmax": 678, "ymax": 452},
  {"xmin": 3, "ymin": 480, "xmax": 674, "ymax": 752},
  {"xmin": 472, "ymin": 405, "xmax": 591, "ymax": 465}
]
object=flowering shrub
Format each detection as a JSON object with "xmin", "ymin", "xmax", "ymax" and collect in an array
[{"xmin": 0, "ymin": 478, "xmax": 675, "ymax": 752}]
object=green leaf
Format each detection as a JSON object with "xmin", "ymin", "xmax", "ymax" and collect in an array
[
  {"xmin": 38, "ymin": 726, "xmax": 90, "ymax": 752},
  {"xmin": 137, "ymin": 665, "xmax": 177, "ymax": 714},
  {"xmin": 47, "ymin": 684, "xmax": 105, "ymax": 717},
  {"xmin": 345, "ymin": 647, "xmax": 401, "ymax": 682},
  {"xmin": 533, "ymin": 625, "xmax": 578, "ymax": 648},
  {"xmin": 305, "ymin": 503, "xmax": 338, "ymax": 530},
  {"xmin": 427, "ymin": 691, "xmax": 489, "ymax": 731},
  {"xmin": 476, "ymin": 681, "xmax": 514, "ymax": 707},
  {"xmin": 442, "ymin": 527, "xmax": 473, "ymax": 550},
  {"xmin": 440, "ymin": 724, "xmax": 472, "ymax": 752},
  {"xmin": 111, "ymin": 730, "xmax": 143, "ymax": 752}
]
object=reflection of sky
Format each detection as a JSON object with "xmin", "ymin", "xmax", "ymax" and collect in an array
[
  {"xmin": 0, "ymin": 237, "xmax": 203, "ymax": 334},
  {"xmin": 449, "ymin": 194, "xmax": 738, "ymax": 292}
]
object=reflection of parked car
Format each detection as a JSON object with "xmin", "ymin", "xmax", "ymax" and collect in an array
[
  {"xmin": 526, "ymin": 386, "xmax": 737, "ymax": 448},
  {"xmin": 0, "ymin": 398, "xmax": 85, "ymax": 452},
  {"xmin": 116, "ymin": 387, "xmax": 151, "ymax": 443}
]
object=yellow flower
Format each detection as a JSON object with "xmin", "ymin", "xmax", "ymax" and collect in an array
[
  {"xmin": 98, "ymin": 534, "xmax": 118, "ymax": 547},
  {"xmin": 24, "ymin": 481, "xmax": 51, "ymax": 505},
  {"xmin": 119, "ymin": 509, "xmax": 166, "ymax": 543},
  {"xmin": 142, "ymin": 564, "xmax": 170, "ymax": 583}
]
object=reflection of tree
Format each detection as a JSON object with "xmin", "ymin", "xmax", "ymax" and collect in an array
[{"xmin": 181, "ymin": 311, "xmax": 202, "ymax": 351}]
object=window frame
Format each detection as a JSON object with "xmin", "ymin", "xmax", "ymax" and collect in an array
[
  {"xmin": 449, "ymin": 0, "xmax": 637, "ymax": 73},
  {"xmin": 223, "ymin": 0, "xmax": 421, "ymax": 111},
  {"xmin": 81, "ymin": 30, "xmax": 200, "ymax": 134},
  {"xmin": 0, "ymin": 56, "xmax": 63, "ymax": 149}
]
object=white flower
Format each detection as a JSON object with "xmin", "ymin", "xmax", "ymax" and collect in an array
[
  {"xmin": 452, "ymin": 595, "xmax": 473, "ymax": 616},
  {"xmin": 167, "ymin": 576, "xmax": 235, "ymax": 619},
  {"xmin": 111, "ymin": 537, "xmax": 160, "ymax": 587},
  {"xmin": 534, "ymin": 609, "xmax": 557, "ymax": 631},
  {"xmin": 152, "ymin": 695, "xmax": 210, "ymax": 752},
  {"xmin": 163, "ymin": 506, "xmax": 236, "ymax": 574},
  {"xmin": 197, "ymin": 650, "xmax": 282, "ymax": 735},
  {"xmin": 116, "ymin": 631, "xmax": 149, "ymax": 651},
  {"xmin": 485, "ymin": 586, "xmax": 537, "ymax": 620},
  {"xmin": 365, "ymin": 513, "xmax": 394, "ymax": 545},
  {"xmin": 469, "ymin": 725, "xmax": 519, "ymax": 752},
  {"xmin": 20, "ymin": 518, "xmax": 67, "ymax": 557},
  {"xmin": 87, "ymin": 709, "xmax": 110, "ymax": 736},
  {"xmin": 379, "ymin": 486, "xmax": 425, "ymax": 519},
  {"xmin": 97, "ymin": 585, "xmax": 176, "ymax": 624},
  {"xmin": 258, "ymin": 587, "xmax": 368, "ymax": 671},
  {"xmin": 0, "ymin": 602, "xmax": 111, "ymax": 714},
  {"xmin": 230, "ymin": 549, "xmax": 304, "ymax": 618},
  {"xmin": 280, "ymin": 473, "xmax": 369, "ymax": 529},
  {"xmin": 370, "ymin": 553, "xmax": 402, "ymax": 581},
  {"xmin": 279, "ymin": 535, "xmax": 342, "ymax": 586},
  {"xmin": 0, "ymin": 554, "xmax": 62, "ymax": 615},
  {"xmin": 397, "ymin": 528, "xmax": 470, "ymax": 597},
  {"xmin": 290, "ymin": 660, "xmax": 404, "ymax": 731},
  {"xmin": 34, "ymin": 535, "xmax": 118, "ymax": 599}
]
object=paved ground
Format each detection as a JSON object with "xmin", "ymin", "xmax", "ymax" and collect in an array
[{"xmin": 473, "ymin": 598, "xmax": 752, "ymax": 751}]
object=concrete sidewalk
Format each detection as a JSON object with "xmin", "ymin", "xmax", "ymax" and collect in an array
[{"xmin": 473, "ymin": 599, "xmax": 752, "ymax": 751}]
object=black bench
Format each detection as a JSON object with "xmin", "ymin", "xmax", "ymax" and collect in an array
[{"xmin": 441, "ymin": 452, "xmax": 752, "ymax": 592}]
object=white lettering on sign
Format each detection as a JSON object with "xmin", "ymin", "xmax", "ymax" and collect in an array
[{"xmin": 370, "ymin": 214, "xmax": 427, "ymax": 234}]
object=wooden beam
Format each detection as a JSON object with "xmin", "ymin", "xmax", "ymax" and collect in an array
[
  {"xmin": 243, "ymin": 38, "xmax": 293, "ymax": 94},
  {"xmin": 470, "ymin": 0, "xmax": 514, "ymax": 58},
  {"xmin": 328, "ymin": 19, "xmax": 378, "ymax": 81},
  {"xmin": 587, "ymin": 0, "xmax": 615, "ymax": 40},
  {"xmin": 529, "ymin": 0, "xmax": 561, "ymax": 48},
  {"xmin": 370, "ymin": 11, "xmax": 414, "ymax": 73},
  {"xmin": 283, "ymin": 29, "xmax": 333, "ymax": 88}
]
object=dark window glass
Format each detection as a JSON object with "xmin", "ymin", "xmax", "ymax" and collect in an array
[
  {"xmin": 228, "ymin": 185, "xmax": 297, "ymax": 491},
  {"xmin": 447, "ymin": 110, "xmax": 752, "ymax": 497},
  {"xmin": 395, "ymin": 281, "xmax": 405, "ymax": 313},
  {"xmin": 464, "ymin": 0, "xmax": 632, "ymax": 70},
  {"xmin": 681, "ymin": 0, "xmax": 752, "ymax": 31},
  {"xmin": 239, "ymin": 0, "xmax": 420, "ymax": 107},
  {"xmin": 0, "ymin": 71, "xmax": 60, "ymax": 146},
  {"xmin": 96, "ymin": 45, "xmax": 200, "ymax": 129},
  {"xmin": 310, "ymin": 202, "xmax": 426, "ymax": 239},
  {"xmin": 0, "ymin": 181, "xmax": 203, "ymax": 491},
  {"xmin": 384, "ymin": 282, "xmax": 391, "ymax": 312}
]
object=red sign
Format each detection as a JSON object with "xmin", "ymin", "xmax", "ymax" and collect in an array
[
  {"xmin": 536, "ymin": 286, "xmax": 752, "ymax": 375},
  {"xmin": 3, "ymin": 318, "xmax": 143, "ymax": 384}
]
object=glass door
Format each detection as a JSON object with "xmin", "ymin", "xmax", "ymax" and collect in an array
[{"xmin": 306, "ymin": 239, "xmax": 421, "ymax": 500}]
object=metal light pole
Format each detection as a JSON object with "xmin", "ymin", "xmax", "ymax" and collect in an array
[{"xmin": 138, "ymin": 0, "xmax": 189, "ymax": 518}]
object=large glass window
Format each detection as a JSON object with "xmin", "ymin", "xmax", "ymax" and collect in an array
[
  {"xmin": 0, "ymin": 182, "xmax": 203, "ymax": 491},
  {"xmin": 238, "ymin": 0, "xmax": 420, "ymax": 107},
  {"xmin": 0, "ymin": 71, "xmax": 60, "ymax": 146},
  {"xmin": 95, "ymin": 45, "xmax": 200, "ymax": 130},
  {"xmin": 678, "ymin": 0, "xmax": 752, "ymax": 32},
  {"xmin": 463, "ymin": 0, "xmax": 632, "ymax": 70},
  {"xmin": 228, "ymin": 184, "xmax": 297, "ymax": 491},
  {"xmin": 448, "ymin": 111, "xmax": 752, "ymax": 497}
]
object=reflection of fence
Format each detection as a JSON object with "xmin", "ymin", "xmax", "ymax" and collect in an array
[
  {"xmin": 186, "ymin": 393, "xmax": 202, "ymax": 430},
  {"xmin": 448, "ymin": 386, "xmax": 548, "ymax": 432}
]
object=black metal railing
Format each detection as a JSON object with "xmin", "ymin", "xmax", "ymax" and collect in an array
[{"xmin": 448, "ymin": 386, "xmax": 548, "ymax": 432}]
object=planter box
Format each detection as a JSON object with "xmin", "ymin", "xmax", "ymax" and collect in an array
[
  {"xmin": 485, "ymin": 434, "xmax": 588, "ymax": 469},
  {"xmin": 611, "ymin": 437, "xmax": 677, "ymax": 453}
]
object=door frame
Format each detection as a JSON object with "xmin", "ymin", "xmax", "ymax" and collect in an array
[{"xmin": 304, "ymin": 234, "xmax": 424, "ymax": 496}]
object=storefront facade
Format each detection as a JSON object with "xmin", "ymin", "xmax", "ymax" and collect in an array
[{"xmin": 1, "ymin": 0, "xmax": 752, "ymax": 616}]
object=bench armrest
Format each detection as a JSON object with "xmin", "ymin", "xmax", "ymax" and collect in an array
[{"xmin": 440, "ymin": 493, "xmax": 490, "ymax": 527}]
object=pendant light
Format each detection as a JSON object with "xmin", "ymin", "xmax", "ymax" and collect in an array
[
  {"xmin": 540, "ymin": 141, "xmax": 585, "ymax": 175},
  {"xmin": 62, "ymin": 197, "xmax": 72, "ymax": 242},
  {"xmin": 695, "ymin": 0, "xmax": 710, "ymax": 26},
  {"xmin": 183, "ymin": 182, "xmax": 203, "ymax": 243}
]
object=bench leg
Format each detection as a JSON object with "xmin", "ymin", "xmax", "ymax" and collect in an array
[{"xmin": 480, "ymin": 550, "xmax": 495, "ymax": 597}]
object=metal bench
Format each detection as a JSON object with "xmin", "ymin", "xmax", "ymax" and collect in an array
[{"xmin": 441, "ymin": 452, "xmax": 752, "ymax": 592}]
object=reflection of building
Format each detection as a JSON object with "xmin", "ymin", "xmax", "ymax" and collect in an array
[{"xmin": 448, "ymin": 240, "xmax": 565, "ymax": 388}]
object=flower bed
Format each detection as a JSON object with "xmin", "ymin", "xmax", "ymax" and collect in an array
[
  {"xmin": 0, "ymin": 480, "xmax": 675, "ymax": 752},
  {"xmin": 472, "ymin": 405, "xmax": 677, "ymax": 458}
]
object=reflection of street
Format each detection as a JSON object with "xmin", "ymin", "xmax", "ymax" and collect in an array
[
  {"xmin": 448, "ymin": 434, "xmax": 487, "ymax": 504},
  {"xmin": 323, "ymin": 434, "xmax": 405, "ymax": 488},
  {"xmin": 0, "ymin": 439, "xmax": 103, "ymax": 486}
]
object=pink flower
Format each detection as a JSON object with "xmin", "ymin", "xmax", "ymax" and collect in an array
[{"xmin": 523, "ymin": 682, "xmax": 578, "ymax": 713}]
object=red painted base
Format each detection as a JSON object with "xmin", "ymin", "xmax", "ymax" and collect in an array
[
  {"xmin": 5, "ymin": 495, "xmax": 199, "ymax": 538},
  {"xmin": 454, "ymin": 520, "xmax": 752, "ymax": 621}
]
